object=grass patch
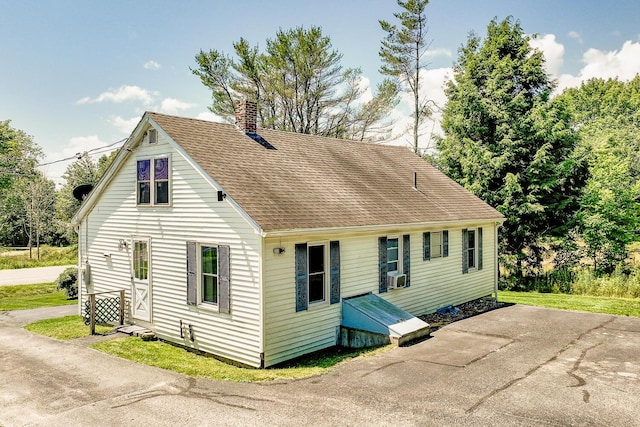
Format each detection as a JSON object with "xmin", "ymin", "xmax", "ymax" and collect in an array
[
  {"xmin": 0, "ymin": 283, "xmax": 76, "ymax": 311},
  {"xmin": 499, "ymin": 291, "xmax": 640, "ymax": 317},
  {"xmin": 0, "ymin": 245, "xmax": 77, "ymax": 270},
  {"xmin": 92, "ymin": 337, "xmax": 389, "ymax": 382},
  {"xmin": 25, "ymin": 315, "xmax": 112, "ymax": 340}
]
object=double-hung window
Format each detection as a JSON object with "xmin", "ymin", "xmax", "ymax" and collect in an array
[
  {"xmin": 467, "ymin": 229, "xmax": 476, "ymax": 269},
  {"xmin": 137, "ymin": 156, "xmax": 170, "ymax": 206},
  {"xmin": 423, "ymin": 230, "xmax": 448, "ymax": 261},
  {"xmin": 295, "ymin": 241, "xmax": 341, "ymax": 312},
  {"xmin": 201, "ymin": 246, "xmax": 218, "ymax": 304},
  {"xmin": 387, "ymin": 237, "xmax": 399, "ymax": 272},
  {"xmin": 186, "ymin": 242, "xmax": 230, "ymax": 313},
  {"xmin": 307, "ymin": 244, "xmax": 326, "ymax": 304},
  {"xmin": 462, "ymin": 228, "xmax": 482, "ymax": 273}
]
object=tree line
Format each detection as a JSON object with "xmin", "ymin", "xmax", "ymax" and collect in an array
[
  {"xmin": 0, "ymin": 127, "xmax": 115, "ymax": 253},
  {"xmin": 2, "ymin": 0, "xmax": 638, "ymax": 275}
]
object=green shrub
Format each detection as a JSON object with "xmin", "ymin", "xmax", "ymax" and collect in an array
[{"xmin": 55, "ymin": 267, "xmax": 78, "ymax": 299}]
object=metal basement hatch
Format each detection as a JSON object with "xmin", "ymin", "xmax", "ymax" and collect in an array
[{"xmin": 341, "ymin": 293, "xmax": 431, "ymax": 346}]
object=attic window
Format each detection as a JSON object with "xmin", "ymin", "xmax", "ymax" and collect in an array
[
  {"xmin": 148, "ymin": 129, "xmax": 157, "ymax": 144},
  {"xmin": 137, "ymin": 156, "xmax": 171, "ymax": 206},
  {"xmin": 246, "ymin": 133, "xmax": 276, "ymax": 150}
]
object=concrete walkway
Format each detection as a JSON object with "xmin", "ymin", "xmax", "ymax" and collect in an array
[
  {"xmin": 1, "ymin": 304, "xmax": 639, "ymax": 426},
  {"xmin": 0, "ymin": 265, "xmax": 74, "ymax": 286}
]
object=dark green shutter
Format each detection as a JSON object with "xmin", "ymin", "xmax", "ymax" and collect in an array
[
  {"xmin": 403, "ymin": 234, "xmax": 411, "ymax": 287},
  {"xmin": 295, "ymin": 243, "xmax": 308, "ymax": 311},
  {"xmin": 477, "ymin": 227, "xmax": 483, "ymax": 271},
  {"xmin": 443, "ymin": 230, "xmax": 449, "ymax": 257},
  {"xmin": 378, "ymin": 237, "xmax": 388, "ymax": 293},
  {"xmin": 218, "ymin": 245, "xmax": 230, "ymax": 313},
  {"xmin": 186, "ymin": 241, "xmax": 197, "ymax": 305},
  {"xmin": 329, "ymin": 241, "xmax": 340, "ymax": 304},
  {"xmin": 423, "ymin": 232, "xmax": 431, "ymax": 261},
  {"xmin": 462, "ymin": 229, "xmax": 469, "ymax": 274}
]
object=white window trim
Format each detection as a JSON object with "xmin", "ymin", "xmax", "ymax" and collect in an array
[
  {"xmin": 431, "ymin": 231, "xmax": 443, "ymax": 259},
  {"xmin": 136, "ymin": 154, "xmax": 172, "ymax": 207},
  {"xmin": 386, "ymin": 235, "xmax": 402, "ymax": 274},
  {"xmin": 307, "ymin": 241, "xmax": 329, "ymax": 308},
  {"xmin": 197, "ymin": 242, "xmax": 220, "ymax": 311},
  {"xmin": 467, "ymin": 228, "xmax": 477, "ymax": 270}
]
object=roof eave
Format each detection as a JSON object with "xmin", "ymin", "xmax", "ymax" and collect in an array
[{"xmin": 261, "ymin": 216, "xmax": 505, "ymax": 238}]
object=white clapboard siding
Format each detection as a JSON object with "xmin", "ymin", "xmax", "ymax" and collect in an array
[
  {"xmin": 79, "ymin": 129, "xmax": 263, "ymax": 367},
  {"xmin": 262, "ymin": 224, "xmax": 497, "ymax": 366}
]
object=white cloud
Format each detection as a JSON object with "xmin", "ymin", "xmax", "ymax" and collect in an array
[
  {"xmin": 568, "ymin": 31, "xmax": 583, "ymax": 44},
  {"xmin": 530, "ymin": 34, "xmax": 565, "ymax": 77},
  {"xmin": 144, "ymin": 60, "xmax": 161, "ymax": 70},
  {"xmin": 159, "ymin": 98, "xmax": 195, "ymax": 115},
  {"xmin": 76, "ymin": 85, "xmax": 155, "ymax": 104},
  {"xmin": 424, "ymin": 48, "xmax": 452, "ymax": 59},
  {"xmin": 195, "ymin": 111, "xmax": 225, "ymax": 122},
  {"xmin": 109, "ymin": 115, "xmax": 140, "ymax": 134},
  {"xmin": 557, "ymin": 40, "xmax": 640, "ymax": 92},
  {"xmin": 42, "ymin": 136, "xmax": 113, "ymax": 186}
]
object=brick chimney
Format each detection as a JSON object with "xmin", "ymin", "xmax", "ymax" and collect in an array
[{"xmin": 235, "ymin": 100, "xmax": 257, "ymax": 134}]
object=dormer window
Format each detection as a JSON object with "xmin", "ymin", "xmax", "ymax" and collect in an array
[{"xmin": 137, "ymin": 156, "xmax": 170, "ymax": 206}]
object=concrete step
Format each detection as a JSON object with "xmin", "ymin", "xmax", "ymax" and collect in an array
[{"xmin": 116, "ymin": 325, "xmax": 157, "ymax": 341}]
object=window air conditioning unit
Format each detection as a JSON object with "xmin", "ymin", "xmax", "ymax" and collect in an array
[{"xmin": 388, "ymin": 271, "xmax": 407, "ymax": 289}]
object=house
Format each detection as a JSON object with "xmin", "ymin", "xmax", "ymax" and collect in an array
[{"xmin": 73, "ymin": 101, "xmax": 504, "ymax": 368}]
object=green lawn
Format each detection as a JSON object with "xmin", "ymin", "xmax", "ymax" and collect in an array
[
  {"xmin": 25, "ymin": 312, "xmax": 389, "ymax": 382},
  {"xmin": 25, "ymin": 315, "xmax": 111, "ymax": 340},
  {"xmin": 499, "ymin": 291, "xmax": 640, "ymax": 317},
  {"xmin": 92, "ymin": 337, "xmax": 389, "ymax": 382},
  {"xmin": 0, "ymin": 283, "xmax": 76, "ymax": 311}
]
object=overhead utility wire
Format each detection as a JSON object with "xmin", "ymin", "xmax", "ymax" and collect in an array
[{"xmin": 36, "ymin": 137, "xmax": 127, "ymax": 167}]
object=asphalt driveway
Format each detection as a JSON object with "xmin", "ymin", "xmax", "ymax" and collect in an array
[{"xmin": 1, "ymin": 304, "xmax": 639, "ymax": 426}]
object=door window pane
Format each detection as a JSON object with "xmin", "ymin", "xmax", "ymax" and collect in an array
[{"xmin": 133, "ymin": 241, "xmax": 148, "ymax": 280}]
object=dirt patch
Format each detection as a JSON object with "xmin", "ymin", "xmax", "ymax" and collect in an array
[{"xmin": 419, "ymin": 298, "xmax": 509, "ymax": 331}]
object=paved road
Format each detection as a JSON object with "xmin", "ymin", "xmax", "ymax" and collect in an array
[
  {"xmin": 1, "ymin": 304, "xmax": 639, "ymax": 426},
  {"xmin": 0, "ymin": 265, "xmax": 73, "ymax": 286}
]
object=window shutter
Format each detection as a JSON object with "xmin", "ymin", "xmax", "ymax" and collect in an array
[
  {"xmin": 403, "ymin": 234, "xmax": 411, "ymax": 287},
  {"xmin": 477, "ymin": 227, "xmax": 483, "ymax": 271},
  {"xmin": 329, "ymin": 241, "xmax": 340, "ymax": 304},
  {"xmin": 423, "ymin": 232, "xmax": 431, "ymax": 261},
  {"xmin": 378, "ymin": 237, "xmax": 388, "ymax": 293},
  {"xmin": 443, "ymin": 230, "xmax": 449, "ymax": 257},
  {"xmin": 462, "ymin": 229, "xmax": 469, "ymax": 274},
  {"xmin": 186, "ymin": 241, "xmax": 197, "ymax": 305},
  {"xmin": 295, "ymin": 243, "xmax": 308, "ymax": 311},
  {"xmin": 218, "ymin": 245, "xmax": 230, "ymax": 313}
]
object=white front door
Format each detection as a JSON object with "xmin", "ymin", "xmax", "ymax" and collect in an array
[{"xmin": 132, "ymin": 238, "xmax": 151, "ymax": 322}]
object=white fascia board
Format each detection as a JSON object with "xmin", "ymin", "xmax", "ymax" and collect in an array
[
  {"xmin": 151, "ymin": 118, "xmax": 264, "ymax": 237},
  {"xmin": 262, "ymin": 217, "xmax": 505, "ymax": 238},
  {"xmin": 72, "ymin": 114, "xmax": 150, "ymax": 225}
]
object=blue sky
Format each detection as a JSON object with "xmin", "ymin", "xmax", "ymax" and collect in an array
[{"xmin": 2, "ymin": 0, "xmax": 640, "ymax": 184}]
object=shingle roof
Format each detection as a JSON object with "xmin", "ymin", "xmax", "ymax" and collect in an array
[{"xmin": 148, "ymin": 112, "xmax": 503, "ymax": 232}]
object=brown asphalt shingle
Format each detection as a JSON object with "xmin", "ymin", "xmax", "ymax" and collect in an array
[{"xmin": 148, "ymin": 112, "xmax": 503, "ymax": 232}]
